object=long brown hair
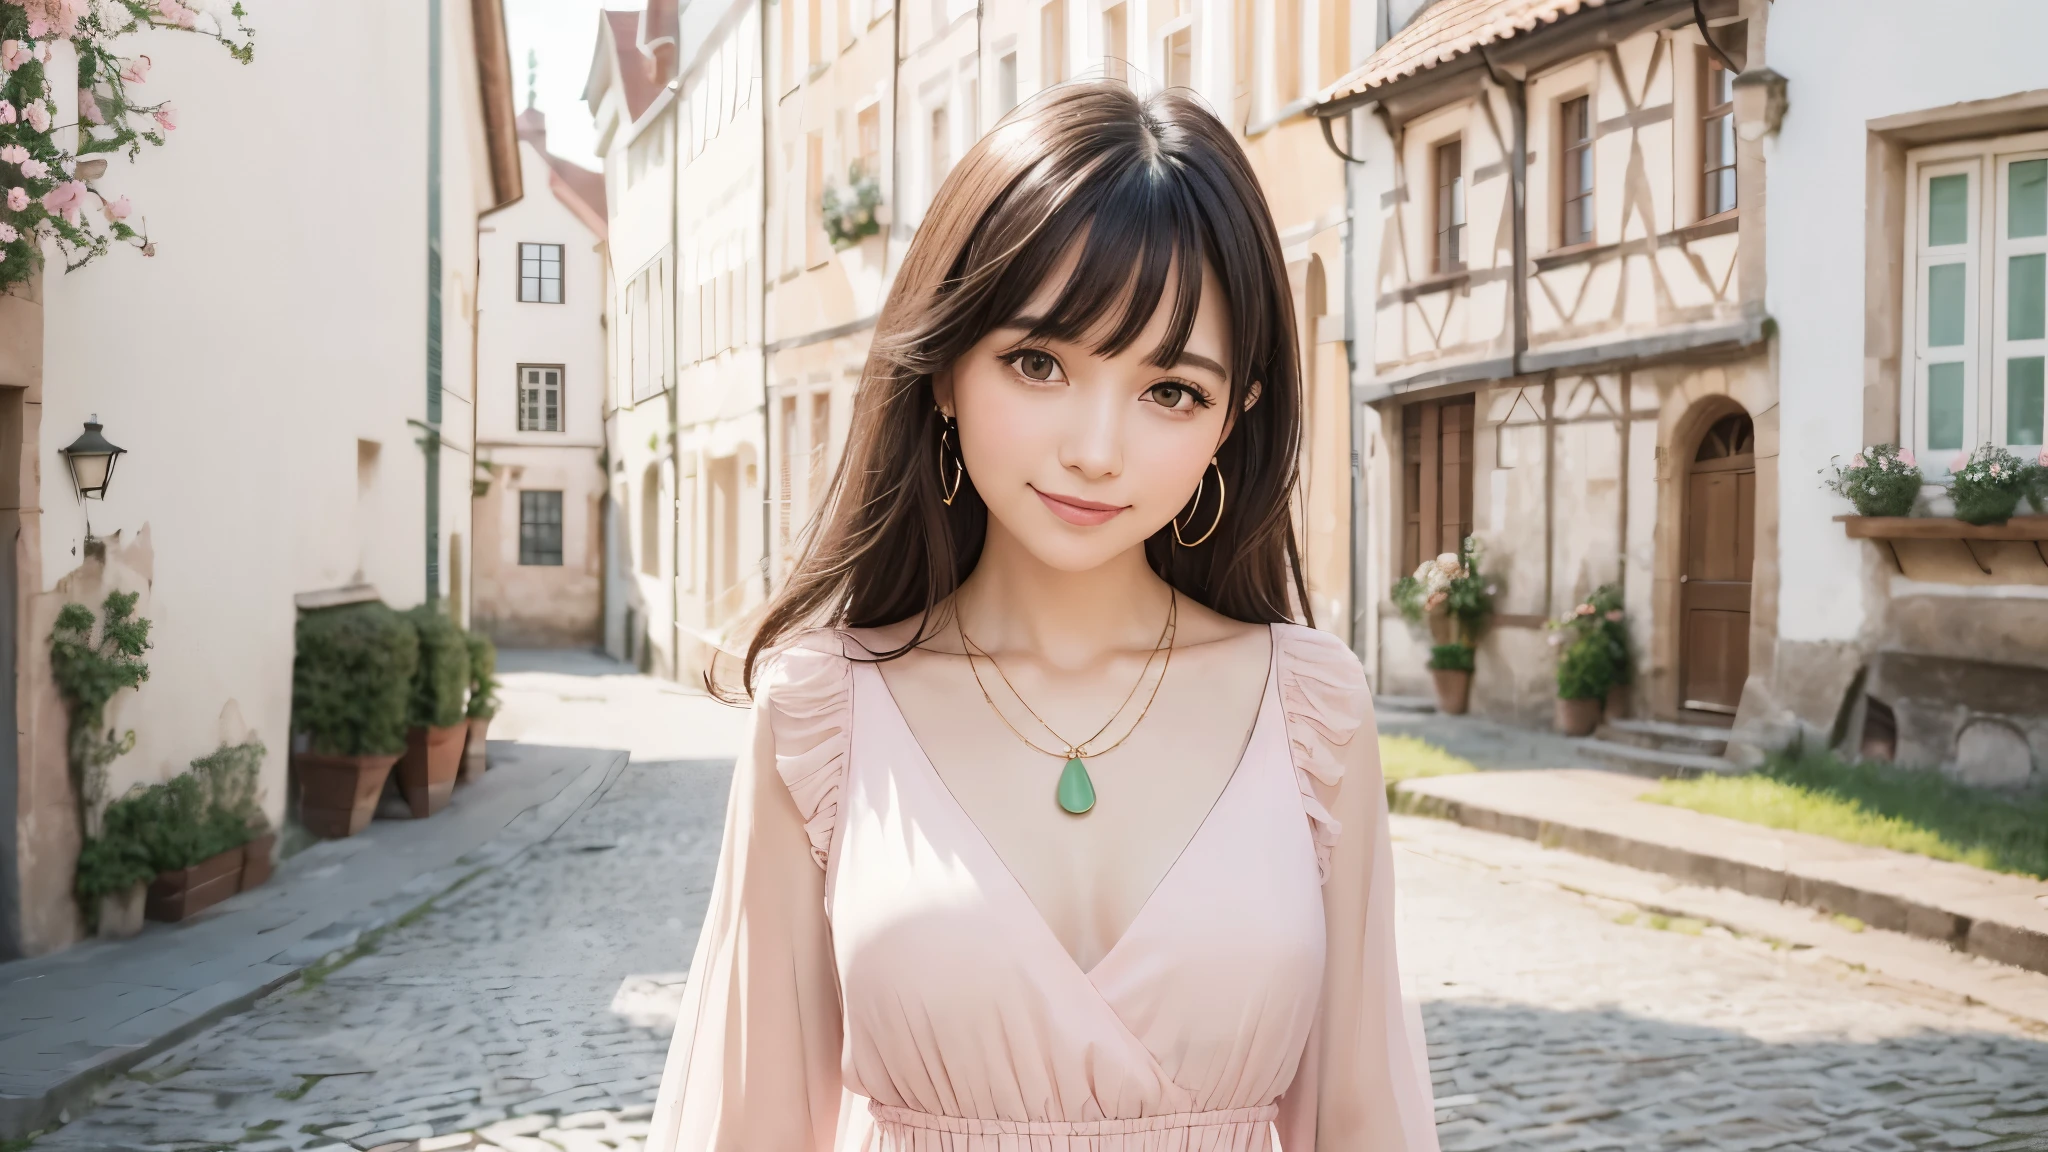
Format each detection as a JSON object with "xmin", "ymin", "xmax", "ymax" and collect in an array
[{"xmin": 740, "ymin": 81, "xmax": 1310, "ymax": 694}]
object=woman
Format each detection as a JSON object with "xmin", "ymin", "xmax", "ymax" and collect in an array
[{"xmin": 649, "ymin": 82, "xmax": 1438, "ymax": 1152}]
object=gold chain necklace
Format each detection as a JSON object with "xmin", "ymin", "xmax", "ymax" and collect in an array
[{"xmin": 956, "ymin": 591, "xmax": 1178, "ymax": 815}]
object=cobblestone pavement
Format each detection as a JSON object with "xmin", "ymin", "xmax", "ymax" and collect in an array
[{"xmin": 27, "ymin": 761, "xmax": 2048, "ymax": 1151}]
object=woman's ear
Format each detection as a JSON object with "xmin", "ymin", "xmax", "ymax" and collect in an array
[
  {"xmin": 1242, "ymin": 380, "xmax": 1263, "ymax": 411},
  {"xmin": 932, "ymin": 368, "xmax": 957, "ymax": 419}
]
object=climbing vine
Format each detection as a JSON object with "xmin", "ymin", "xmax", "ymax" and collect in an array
[
  {"xmin": 0, "ymin": 0, "xmax": 256, "ymax": 293},
  {"xmin": 50, "ymin": 588, "xmax": 150, "ymax": 836}
]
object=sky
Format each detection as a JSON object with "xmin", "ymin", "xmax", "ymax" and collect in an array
[{"xmin": 503, "ymin": 0, "xmax": 634, "ymax": 168}]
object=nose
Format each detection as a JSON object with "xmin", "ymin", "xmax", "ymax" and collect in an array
[{"xmin": 1058, "ymin": 378, "xmax": 1124, "ymax": 481}]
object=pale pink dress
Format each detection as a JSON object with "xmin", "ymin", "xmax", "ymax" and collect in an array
[{"xmin": 647, "ymin": 623, "xmax": 1439, "ymax": 1152}]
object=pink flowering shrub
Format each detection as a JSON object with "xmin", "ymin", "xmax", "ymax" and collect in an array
[
  {"xmin": 1819, "ymin": 442, "xmax": 1923, "ymax": 517},
  {"xmin": 0, "ymin": 0, "xmax": 255, "ymax": 291},
  {"xmin": 1946, "ymin": 444, "xmax": 2037, "ymax": 526}
]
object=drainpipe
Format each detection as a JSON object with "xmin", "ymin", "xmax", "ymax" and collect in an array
[
  {"xmin": 669, "ymin": 72, "xmax": 682, "ymax": 669},
  {"xmin": 759, "ymin": 1, "xmax": 774, "ymax": 603},
  {"xmin": 1313, "ymin": 109, "xmax": 1368, "ymax": 658},
  {"xmin": 424, "ymin": 0, "xmax": 444, "ymax": 605},
  {"xmin": 1478, "ymin": 45, "xmax": 1527, "ymax": 373}
]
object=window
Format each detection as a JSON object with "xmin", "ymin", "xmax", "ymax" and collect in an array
[
  {"xmin": 1702, "ymin": 55, "xmax": 1736, "ymax": 218},
  {"xmin": 518, "ymin": 365, "xmax": 562, "ymax": 432},
  {"xmin": 1102, "ymin": 3, "xmax": 1127, "ymax": 84},
  {"xmin": 1040, "ymin": 0, "xmax": 1065, "ymax": 87},
  {"xmin": 519, "ymin": 243, "xmax": 563, "ymax": 303},
  {"xmin": 640, "ymin": 466, "xmax": 663, "ymax": 576},
  {"xmin": 857, "ymin": 103, "xmax": 882, "ymax": 175},
  {"xmin": 1274, "ymin": 0, "xmax": 1301, "ymax": 106},
  {"xmin": 1561, "ymin": 96, "xmax": 1593, "ymax": 247},
  {"xmin": 1434, "ymin": 139, "xmax": 1465, "ymax": 273},
  {"xmin": 929, "ymin": 103, "xmax": 951, "ymax": 203},
  {"xmin": 997, "ymin": 51, "xmax": 1018, "ymax": 115},
  {"xmin": 809, "ymin": 391, "xmax": 833, "ymax": 513},
  {"xmin": 1163, "ymin": 24, "xmax": 1191, "ymax": 90},
  {"xmin": 519, "ymin": 491, "xmax": 563, "ymax": 566},
  {"xmin": 1905, "ymin": 142, "xmax": 2048, "ymax": 465}
]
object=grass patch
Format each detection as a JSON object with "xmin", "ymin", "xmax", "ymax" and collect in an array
[
  {"xmin": 1379, "ymin": 734, "xmax": 1479, "ymax": 785},
  {"xmin": 1647, "ymin": 747, "xmax": 2048, "ymax": 879},
  {"xmin": 1616, "ymin": 910, "xmax": 1708, "ymax": 935}
]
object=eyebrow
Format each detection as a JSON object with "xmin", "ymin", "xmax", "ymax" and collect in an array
[{"xmin": 1004, "ymin": 315, "xmax": 1229, "ymax": 380}]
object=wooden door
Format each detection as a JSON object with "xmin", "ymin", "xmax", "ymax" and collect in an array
[
  {"xmin": 1680, "ymin": 413, "xmax": 1755, "ymax": 720},
  {"xmin": 1400, "ymin": 395, "xmax": 1475, "ymax": 574}
]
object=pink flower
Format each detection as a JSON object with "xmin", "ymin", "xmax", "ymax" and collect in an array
[
  {"xmin": 103, "ymin": 194, "xmax": 130, "ymax": 222},
  {"xmin": 1952, "ymin": 452, "xmax": 1970, "ymax": 472},
  {"xmin": 1575, "ymin": 603, "xmax": 1595, "ymax": 616},
  {"xmin": 1605, "ymin": 609, "xmax": 1625, "ymax": 622},
  {"xmin": 1851, "ymin": 453, "xmax": 1865, "ymax": 469},
  {"xmin": 0, "ymin": 42, "xmax": 28, "ymax": 72},
  {"xmin": 26, "ymin": 18, "xmax": 50, "ymax": 38},
  {"xmin": 0, "ymin": 145, "xmax": 24, "ymax": 164},
  {"xmin": 5, "ymin": 187, "xmax": 25, "ymax": 212},
  {"xmin": 18, "ymin": 157, "xmax": 47, "ymax": 180},
  {"xmin": 79, "ymin": 92, "xmax": 103, "ymax": 125},
  {"xmin": 153, "ymin": 103, "xmax": 177, "ymax": 133},
  {"xmin": 40, "ymin": 180, "xmax": 86, "ymax": 224},
  {"xmin": 120, "ymin": 56, "xmax": 150, "ymax": 86},
  {"xmin": 23, "ymin": 103, "xmax": 48, "ymax": 133},
  {"xmin": 0, "ymin": 101, "xmax": 12, "ymax": 125},
  {"xmin": 2038, "ymin": 448, "xmax": 2048, "ymax": 467},
  {"xmin": 0, "ymin": 222, "xmax": 16, "ymax": 244},
  {"xmin": 1899, "ymin": 448, "xmax": 1916, "ymax": 467},
  {"xmin": 154, "ymin": 0, "xmax": 197, "ymax": 27}
]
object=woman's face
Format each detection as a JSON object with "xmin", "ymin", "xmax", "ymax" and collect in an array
[{"xmin": 938, "ymin": 253, "xmax": 1236, "ymax": 573}]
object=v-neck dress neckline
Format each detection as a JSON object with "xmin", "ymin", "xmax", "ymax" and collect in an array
[{"xmin": 860, "ymin": 628, "xmax": 1278, "ymax": 980}]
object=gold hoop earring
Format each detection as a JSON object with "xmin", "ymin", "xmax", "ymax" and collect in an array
[
  {"xmin": 1173, "ymin": 457, "xmax": 1225, "ymax": 547},
  {"xmin": 938, "ymin": 418, "xmax": 964, "ymax": 506}
]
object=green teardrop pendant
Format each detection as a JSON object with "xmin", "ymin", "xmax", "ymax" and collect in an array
[{"xmin": 1056, "ymin": 756, "xmax": 1096, "ymax": 814}]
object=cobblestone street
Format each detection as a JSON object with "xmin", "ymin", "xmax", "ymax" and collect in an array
[{"xmin": 22, "ymin": 667, "xmax": 2048, "ymax": 1151}]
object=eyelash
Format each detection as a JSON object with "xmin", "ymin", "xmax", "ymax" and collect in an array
[{"xmin": 997, "ymin": 348, "xmax": 1215, "ymax": 411}]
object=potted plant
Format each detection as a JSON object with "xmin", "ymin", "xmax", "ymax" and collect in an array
[
  {"xmin": 1394, "ymin": 538, "xmax": 1495, "ymax": 715},
  {"xmin": 1548, "ymin": 586, "xmax": 1630, "ymax": 736},
  {"xmin": 397, "ymin": 606, "xmax": 469, "ymax": 818},
  {"xmin": 193, "ymin": 739, "xmax": 274, "ymax": 891},
  {"xmin": 462, "ymin": 631, "xmax": 499, "ymax": 783},
  {"xmin": 292, "ymin": 602, "xmax": 417, "ymax": 837},
  {"xmin": 1820, "ymin": 443, "xmax": 1924, "ymax": 517},
  {"xmin": 139, "ymin": 772, "xmax": 250, "ymax": 922},
  {"xmin": 73, "ymin": 795, "xmax": 153, "ymax": 938},
  {"xmin": 1946, "ymin": 444, "xmax": 2034, "ymax": 525}
]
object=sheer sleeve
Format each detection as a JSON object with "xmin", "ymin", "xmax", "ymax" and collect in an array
[
  {"xmin": 644, "ymin": 636, "xmax": 850, "ymax": 1152},
  {"xmin": 1273, "ymin": 627, "xmax": 1440, "ymax": 1152}
]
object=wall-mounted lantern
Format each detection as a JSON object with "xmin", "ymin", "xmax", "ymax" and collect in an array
[{"xmin": 62, "ymin": 414, "xmax": 126, "ymax": 501}]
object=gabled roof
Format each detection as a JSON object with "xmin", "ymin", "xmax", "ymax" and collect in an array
[
  {"xmin": 585, "ymin": 9, "xmax": 666, "ymax": 123},
  {"xmin": 546, "ymin": 154, "xmax": 608, "ymax": 239},
  {"xmin": 1319, "ymin": 0, "xmax": 1614, "ymax": 108}
]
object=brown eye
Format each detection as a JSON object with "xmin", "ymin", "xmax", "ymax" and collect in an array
[
  {"xmin": 1014, "ymin": 350, "xmax": 1059, "ymax": 381},
  {"xmin": 1146, "ymin": 382, "xmax": 1204, "ymax": 410}
]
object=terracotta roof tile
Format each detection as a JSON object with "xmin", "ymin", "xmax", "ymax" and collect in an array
[
  {"xmin": 1319, "ymin": 0, "xmax": 1611, "ymax": 105},
  {"xmin": 605, "ymin": 9, "xmax": 664, "ymax": 121}
]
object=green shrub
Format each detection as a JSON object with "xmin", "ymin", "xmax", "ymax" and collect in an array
[
  {"xmin": 1556, "ymin": 632, "xmax": 1618, "ymax": 699},
  {"xmin": 75, "ymin": 737, "xmax": 268, "ymax": 915},
  {"xmin": 406, "ymin": 606, "xmax": 469, "ymax": 729},
  {"xmin": 1820, "ymin": 443, "xmax": 1923, "ymax": 517},
  {"xmin": 51, "ymin": 591, "xmax": 151, "ymax": 827},
  {"xmin": 465, "ymin": 631, "xmax": 499, "ymax": 721},
  {"xmin": 293, "ymin": 602, "xmax": 417, "ymax": 756},
  {"xmin": 1427, "ymin": 643, "xmax": 1475, "ymax": 673},
  {"xmin": 1947, "ymin": 444, "xmax": 2032, "ymax": 526}
]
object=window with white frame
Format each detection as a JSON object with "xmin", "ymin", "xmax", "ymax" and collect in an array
[
  {"xmin": 519, "ymin": 242, "xmax": 563, "ymax": 303},
  {"xmin": 1905, "ymin": 138, "xmax": 2048, "ymax": 466},
  {"xmin": 518, "ymin": 365, "xmax": 562, "ymax": 432}
]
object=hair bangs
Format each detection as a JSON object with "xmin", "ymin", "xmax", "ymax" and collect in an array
[{"xmin": 1011, "ymin": 153, "xmax": 1214, "ymax": 372}]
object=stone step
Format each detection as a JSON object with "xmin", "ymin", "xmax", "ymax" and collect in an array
[
  {"xmin": 1597, "ymin": 718, "xmax": 1732, "ymax": 757},
  {"xmin": 1374, "ymin": 694, "xmax": 1438, "ymax": 715},
  {"xmin": 1574, "ymin": 737, "xmax": 1741, "ymax": 780}
]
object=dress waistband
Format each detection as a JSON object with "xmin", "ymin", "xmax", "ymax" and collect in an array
[{"xmin": 865, "ymin": 1103, "xmax": 1277, "ymax": 1152}]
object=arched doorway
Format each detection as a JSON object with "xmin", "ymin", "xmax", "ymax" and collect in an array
[{"xmin": 1680, "ymin": 411, "xmax": 1755, "ymax": 723}]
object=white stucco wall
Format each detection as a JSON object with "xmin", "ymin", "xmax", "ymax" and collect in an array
[
  {"xmin": 38, "ymin": 0, "xmax": 502, "ymax": 831},
  {"xmin": 1766, "ymin": 0, "xmax": 2048, "ymax": 644}
]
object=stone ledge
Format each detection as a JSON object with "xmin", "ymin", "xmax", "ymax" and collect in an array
[{"xmin": 1392, "ymin": 768, "xmax": 2048, "ymax": 977}]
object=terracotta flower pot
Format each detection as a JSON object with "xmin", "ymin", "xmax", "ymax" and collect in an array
[
  {"xmin": 398, "ymin": 723, "xmax": 467, "ymax": 818},
  {"xmin": 295, "ymin": 751, "xmax": 401, "ymax": 838},
  {"xmin": 460, "ymin": 715, "xmax": 491, "ymax": 783},
  {"xmin": 1604, "ymin": 682, "xmax": 1632, "ymax": 720},
  {"xmin": 239, "ymin": 831, "xmax": 276, "ymax": 892},
  {"xmin": 145, "ymin": 846, "xmax": 245, "ymax": 923},
  {"xmin": 97, "ymin": 882, "xmax": 146, "ymax": 939},
  {"xmin": 1555, "ymin": 696, "xmax": 1603, "ymax": 737},
  {"xmin": 1430, "ymin": 669, "xmax": 1472, "ymax": 715}
]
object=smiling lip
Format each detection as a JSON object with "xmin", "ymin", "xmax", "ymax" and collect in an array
[{"xmin": 1032, "ymin": 486, "xmax": 1129, "ymax": 526}]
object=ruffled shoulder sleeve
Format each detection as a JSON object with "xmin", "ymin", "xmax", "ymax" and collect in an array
[
  {"xmin": 1274, "ymin": 623, "xmax": 1373, "ymax": 884},
  {"xmin": 756, "ymin": 630, "xmax": 854, "ymax": 871}
]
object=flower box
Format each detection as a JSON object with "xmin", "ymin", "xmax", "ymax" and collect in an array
[
  {"xmin": 144, "ymin": 846, "xmax": 244, "ymax": 923},
  {"xmin": 1836, "ymin": 515, "xmax": 2048, "ymax": 581},
  {"xmin": 239, "ymin": 831, "xmax": 276, "ymax": 892}
]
